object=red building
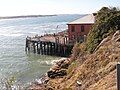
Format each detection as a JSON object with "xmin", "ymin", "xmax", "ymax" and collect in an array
[{"xmin": 68, "ymin": 14, "xmax": 95, "ymax": 43}]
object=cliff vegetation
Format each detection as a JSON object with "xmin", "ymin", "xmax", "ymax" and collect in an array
[{"xmin": 85, "ymin": 7, "xmax": 120, "ymax": 53}]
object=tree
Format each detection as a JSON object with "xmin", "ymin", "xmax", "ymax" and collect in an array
[{"xmin": 85, "ymin": 7, "xmax": 120, "ymax": 53}]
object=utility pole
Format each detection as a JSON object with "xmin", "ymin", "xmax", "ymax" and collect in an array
[{"xmin": 117, "ymin": 64, "xmax": 120, "ymax": 90}]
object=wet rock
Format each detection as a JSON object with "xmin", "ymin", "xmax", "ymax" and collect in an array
[{"xmin": 47, "ymin": 69, "xmax": 67, "ymax": 78}]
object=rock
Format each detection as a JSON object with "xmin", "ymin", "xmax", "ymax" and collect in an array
[
  {"xmin": 47, "ymin": 69, "xmax": 67, "ymax": 78},
  {"xmin": 56, "ymin": 59, "xmax": 70, "ymax": 69},
  {"xmin": 56, "ymin": 59, "xmax": 65, "ymax": 66},
  {"xmin": 60, "ymin": 59, "xmax": 70, "ymax": 69},
  {"xmin": 50, "ymin": 58, "xmax": 70, "ymax": 70},
  {"xmin": 47, "ymin": 58, "xmax": 70, "ymax": 78},
  {"xmin": 50, "ymin": 64, "xmax": 59, "ymax": 70}
]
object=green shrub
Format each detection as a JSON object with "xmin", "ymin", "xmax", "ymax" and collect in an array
[
  {"xmin": 71, "ymin": 43, "xmax": 81, "ymax": 61},
  {"xmin": 85, "ymin": 7, "xmax": 120, "ymax": 53},
  {"xmin": 67, "ymin": 61, "xmax": 77, "ymax": 75}
]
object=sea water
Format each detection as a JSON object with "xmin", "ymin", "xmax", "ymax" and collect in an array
[{"xmin": 0, "ymin": 14, "xmax": 84, "ymax": 88}]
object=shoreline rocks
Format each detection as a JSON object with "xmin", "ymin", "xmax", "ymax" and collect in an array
[
  {"xmin": 47, "ymin": 58, "xmax": 70, "ymax": 78},
  {"xmin": 27, "ymin": 58, "xmax": 71, "ymax": 90}
]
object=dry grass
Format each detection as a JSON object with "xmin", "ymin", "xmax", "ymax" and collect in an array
[
  {"xmin": 29, "ymin": 33, "xmax": 120, "ymax": 90},
  {"xmin": 40, "ymin": 31, "xmax": 120, "ymax": 90}
]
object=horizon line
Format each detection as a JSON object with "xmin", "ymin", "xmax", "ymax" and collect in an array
[{"xmin": 0, "ymin": 14, "xmax": 88, "ymax": 19}]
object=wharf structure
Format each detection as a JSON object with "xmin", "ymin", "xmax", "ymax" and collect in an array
[
  {"xmin": 25, "ymin": 13, "xmax": 96, "ymax": 56},
  {"xmin": 25, "ymin": 32, "xmax": 73, "ymax": 57}
]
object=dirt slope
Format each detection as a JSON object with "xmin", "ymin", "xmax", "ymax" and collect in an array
[
  {"xmin": 28, "ymin": 31, "xmax": 120, "ymax": 90},
  {"xmin": 46, "ymin": 31, "xmax": 120, "ymax": 90}
]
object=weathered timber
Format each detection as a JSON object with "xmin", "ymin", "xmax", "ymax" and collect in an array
[{"xmin": 25, "ymin": 35, "xmax": 73, "ymax": 57}]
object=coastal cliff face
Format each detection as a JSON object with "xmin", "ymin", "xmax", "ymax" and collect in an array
[
  {"xmin": 28, "ymin": 7, "xmax": 120, "ymax": 90},
  {"xmin": 28, "ymin": 30, "xmax": 120, "ymax": 90},
  {"xmin": 45, "ymin": 30, "xmax": 120, "ymax": 90}
]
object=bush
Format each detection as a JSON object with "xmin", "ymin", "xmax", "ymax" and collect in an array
[
  {"xmin": 85, "ymin": 7, "xmax": 120, "ymax": 53},
  {"xmin": 71, "ymin": 43, "xmax": 81, "ymax": 61}
]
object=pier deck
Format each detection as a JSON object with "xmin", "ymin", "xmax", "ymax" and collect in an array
[{"xmin": 25, "ymin": 34, "xmax": 73, "ymax": 57}]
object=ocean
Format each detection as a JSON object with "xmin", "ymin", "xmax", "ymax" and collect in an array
[{"xmin": 0, "ymin": 14, "xmax": 84, "ymax": 89}]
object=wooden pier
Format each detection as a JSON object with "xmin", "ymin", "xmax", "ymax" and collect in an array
[{"xmin": 25, "ymin": 34, "xmax": 73, "ymax": 57}]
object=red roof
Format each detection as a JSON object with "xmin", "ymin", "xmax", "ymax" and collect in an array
[{"xmin": 68, "ymin": 14, "xmax": 95, "ymax": 24}]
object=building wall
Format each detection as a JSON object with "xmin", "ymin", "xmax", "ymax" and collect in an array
[{"xmin": 68, "ymin": 24, "xmax": 93, "ymax": 43}]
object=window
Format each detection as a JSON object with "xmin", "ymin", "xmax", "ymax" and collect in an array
[
  {"xmin": 71, "ymin": 26, "xmax": 75, "ymax": 32},
  {"xmin": 81, "ymin": 26, "xmax": 85, "ymax": 32}
]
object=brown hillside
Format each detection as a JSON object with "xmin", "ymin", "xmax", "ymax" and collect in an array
[
  {"xmin": 45, "ymin": 30, "xmax": 120, "ymax": 90},
  {"xmin": 28, "ymin": 31, "xmax": 120, "ymax": 90}
]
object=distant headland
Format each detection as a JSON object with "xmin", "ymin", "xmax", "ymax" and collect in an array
[{"xmin": 0, "ymin": 15, "xmax": 57, "ymax": 19}]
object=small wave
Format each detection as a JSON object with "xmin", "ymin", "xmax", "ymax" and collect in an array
[
  {"xmin": 35, "ymin": 79, "xmax": 42, "ymax": 84},
  {"xmin": 40, "ymin": 58, "xmax": 67, "ymax": 65},
  {"xmin": 40, "ymin": 61, "xmax": 52, "ymax": 65},
  {"xmin": 51, "ymin": 58, "xmax": 67, "ymax": 64},
  {"xmin": 35, "ymin": 75, "xmax": 48, "ymax": 84}
]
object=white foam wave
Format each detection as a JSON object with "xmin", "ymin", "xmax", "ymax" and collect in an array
[
  {"xmin": 40, "ymin": 61, "xmax": 52, "ymax": 65},
  {"xmin": 36, "ymin": 79, "xmax": 42, "ymax": 84},
  {"xmin": 51, "ymin": 58, "xmax": 67, "ymax": 64},
  {"xmin": 40, "ymin": 58, "xmax": 67, "ymax": 65}
]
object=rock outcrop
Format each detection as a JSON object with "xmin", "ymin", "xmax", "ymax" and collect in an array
[
  {"xmin": 46, "ymin": 30, "xmax": 120, "ymax": 90},
  {"xmin": 47, "ymin": 58, "xmax": 70, "ymax": 78},
  {"xmin": 28, "ymin": 58, "xmax": 71, "ymax": 90}
]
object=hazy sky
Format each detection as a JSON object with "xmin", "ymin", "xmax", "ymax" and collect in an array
[{"xmin": 0, "ymin": 0, "xmax": 120, "ymax": 16}]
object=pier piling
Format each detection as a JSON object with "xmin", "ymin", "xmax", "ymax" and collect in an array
[{"xmin": 25, "ymin": 35, "xmax": 73, "ymax": 57}]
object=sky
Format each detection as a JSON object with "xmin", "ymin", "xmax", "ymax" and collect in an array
[{"xmin": 0, "ymin": 0, "xmax": 120, "ymax": 16}]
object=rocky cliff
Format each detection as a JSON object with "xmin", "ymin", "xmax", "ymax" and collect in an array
[{"xmin": 47, "ymin": 30, "xmax": 120, "ymax": 90}]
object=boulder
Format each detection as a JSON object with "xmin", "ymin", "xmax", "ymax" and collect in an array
[
  {"xmin": 47, "ymin": 69, "xmax": 67, "ymax": 78},
  {"xmin": 56, "ymin": 59, "xmax": 70, "ymax": 69},
  {"xmin": 60, "ymin": 59, "xmax": 70, "ymax": 69},
  {"xmin": 47, "ymin": 58, "xmax": 70, "ymax": 78}
]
